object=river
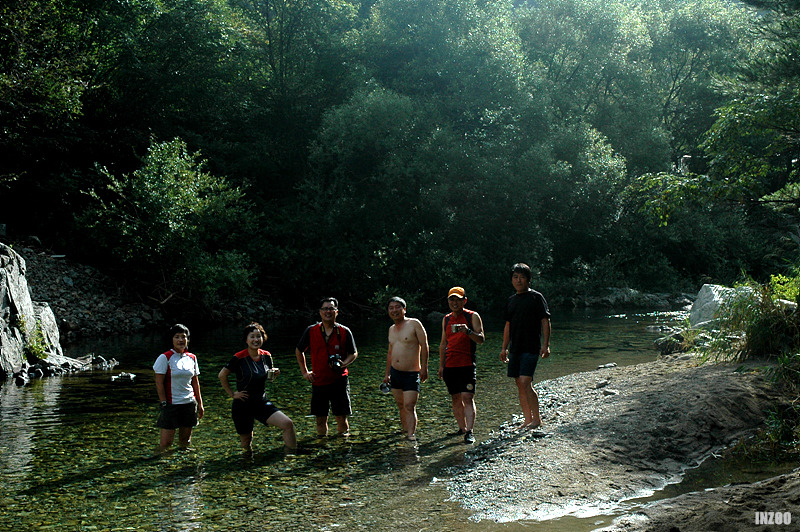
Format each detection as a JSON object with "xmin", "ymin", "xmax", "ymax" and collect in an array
[{"xmin": 0, "ymin": 309, "xmax": 715, "ymax": 531}]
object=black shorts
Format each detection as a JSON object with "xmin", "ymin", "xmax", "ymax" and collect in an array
[
  {"xmin": 507, "ymin": 351, "xmax": 540, "ymax": 378},
  {"xmin": 390, "ymin": 367, "xmax": 420, "ymax": 392},
  {"xmin": 232, "ymin": 398, "xmax": 280, "ymax": 435},
  {"xmin": 442, "ymin": 365, "xmax": 476, "ymax": 395},
  {"xmin": 311, "ymin": 375, "xmax": 352, "ymax": 417},
  {"xmin": 156, "ymin": 402, "xmax": 198, "ymax": 429}
]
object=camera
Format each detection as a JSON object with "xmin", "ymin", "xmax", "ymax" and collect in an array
[{"xmin": 328, "ymin": 353, "xmax": 344, "ymax": 372}]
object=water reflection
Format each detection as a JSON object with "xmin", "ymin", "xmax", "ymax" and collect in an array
[
  {"xmin": 0, "ymin": 310, "xmax": 686, "ymax": 531},
  {"xmin": 156, "ymin": 459, "xmax": 206, "ymax": 530}
]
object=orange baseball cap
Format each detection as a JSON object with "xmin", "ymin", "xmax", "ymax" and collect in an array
[{"xmin": 448, "ymin": 286, "xmax": 466, "ymax": 298}]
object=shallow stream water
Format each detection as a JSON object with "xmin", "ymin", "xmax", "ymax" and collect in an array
[{"xmin": 0, "ymin": 309, "xmax": 784, "ymax": 531}]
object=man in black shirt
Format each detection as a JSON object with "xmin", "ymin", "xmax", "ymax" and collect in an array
[{"xmin": 500, "ymin": 263, "xmax": 551, "ymax": 429}]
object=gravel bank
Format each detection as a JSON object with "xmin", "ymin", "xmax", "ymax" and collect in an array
[{"xmin": 443, "ymin": 354, "xmax": 795, "ymax": 530}]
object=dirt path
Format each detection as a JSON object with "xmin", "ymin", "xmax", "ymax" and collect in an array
[{"xmin": 443, "ymin": 354, "xmax": 791, "ymax": 527}]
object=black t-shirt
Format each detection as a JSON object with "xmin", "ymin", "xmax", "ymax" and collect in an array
[
  {"xmin": 504, "ymin": 289, "xmax": 550, "ymax": 354},
  {"xmin": 224, "ymin": 349, "xmax": 273, "ymax": 402}
]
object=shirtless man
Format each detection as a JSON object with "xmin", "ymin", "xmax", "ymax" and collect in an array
[{"xmin": 383, "ymin": 296, "xmax": 429, "ymax": 441}]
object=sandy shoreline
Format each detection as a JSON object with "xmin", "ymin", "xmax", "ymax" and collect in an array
[{"xmin": 442, "ymin": 353, "xmax": 797, "ymax": 530}]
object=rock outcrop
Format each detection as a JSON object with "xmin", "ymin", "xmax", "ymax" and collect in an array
[
  {"xmin": 688, "ymin": 283, "xmax": 753, "ymax": 328},
  {"xmin": 0, "ymin": 243, "xmax": 64, "ymax": 379}
]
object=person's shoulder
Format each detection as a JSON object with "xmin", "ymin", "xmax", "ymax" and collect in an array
[
  {"xmin": 259, "ymin": 349, "xmax": 272, "ymax": 357},
  {"xmin": 529, "ymin": 289, "xmax": 548, "ymax": 303},
  {"xmin": 335, "ymin": 322, "xmax": 353, "ymax": 333},
  {"xmin": 184, "ymin": 351, "xmax": 197, "ymax": 359},
  {"xmin": 233, "ymin": 349, "xmax": 249, "ymax": 359}
]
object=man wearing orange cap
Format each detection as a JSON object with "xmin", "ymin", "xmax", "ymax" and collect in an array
[{"xmin": 438, "ymin": 286, "xmax": 484, "ymax": 444}]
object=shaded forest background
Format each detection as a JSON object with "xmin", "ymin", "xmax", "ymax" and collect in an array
[{"xmin": 2, "ymin": 0, "xmax": 799, "ymax": 318}]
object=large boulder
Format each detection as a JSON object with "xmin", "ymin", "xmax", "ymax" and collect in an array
[
  {"xmin": 688, "ymin": 283, "xmax": 753, "ymax": 328},
  {"xmin": 0, "ymin": 243, "xmax": 63, "ymax": 379}
]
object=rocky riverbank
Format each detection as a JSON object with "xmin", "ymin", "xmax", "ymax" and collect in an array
[
  {"xmin": 443, "ymin": 353, "xmax": 799, "ymax": 531},
  {"xmin": 13, "ymin": 242, "xmax": 274, "ymax": 342},
  {"xmin": 16, "ymin": 244, "xmax": 163, "ymax": 341}
]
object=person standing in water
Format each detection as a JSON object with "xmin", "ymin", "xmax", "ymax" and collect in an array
[
  {"xmin": 219, "ymin": 322, "xmax": 297, "ymax": 450},
  {"xmin": 384, "ymin": 296, "xmax": 429, "ymax": 441},
  {"xmin": 295, "ymin": 298, "xmax": 358, "ymax": 437},
  {"xmin": 438, "ymin": 286, "xmax": 484, "ymax": 444},
  {"xmin": 153, "ymin": 323, "xmax": 204, "ymax": 451}
]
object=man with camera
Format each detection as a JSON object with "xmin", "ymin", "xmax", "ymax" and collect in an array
[{"xmin": 295, "ymin": 297, "xmax": 358, "ymax": 437}]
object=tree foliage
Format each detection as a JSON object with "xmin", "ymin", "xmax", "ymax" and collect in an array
[
  {"xmin": 0, "ymin": 0, "xmax": 794, "ymax": 316},
  {"xmin": 80, "ymin": 139, "xmax": 255, "ymax": 309}
]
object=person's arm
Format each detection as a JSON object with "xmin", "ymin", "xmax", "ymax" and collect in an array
[
  {"xmin": 296, "ymin": 348, "xmax": 314, "ymax": 383},
  {"xmin": 218, "ymin": 366, "xmax": 247, "ymax": 400},
  {"xmin": 155, "ymin": 373, "xmax": 167, "ymax": 404},
  {"xmin": 500, "ymin": 321, "xmax": 510, "ymax": 362},
  {"xmin": 191, "ymin": 375, "xmax": 204, "ymax": 419},
  {"xmin": 342, "ymin": 330, "xmax": 358, "ymax": 367},
  {"xmin": 438, "ymin": 317, "xmax": 447, "ymax": 379},
  {"xmin": 384, "ymin": 339, "xmax": 393, "ymax": 384},
  {"xmin": 540, "ymin": 318, "xmax": 551, "ymax": 358},
  {"xmin": 469, "ymin": 312, "xmax": 485, "ymax": 344},
  {"xmin": 417, "ymin": 320, "xmax": 430, "ymax": 383},
  {"xmin": 342, "ymin": 351, "xmax": 357, "ymax": 367}
]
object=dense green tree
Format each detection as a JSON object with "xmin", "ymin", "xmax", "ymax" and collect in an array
[
  {"xmin": 0, "ymin": 0, "xmax": 90, "ymax": 183},
  {"xmin": 644, "ymin": 0, "xmax": 754, "ymax": 165},
  {"xmin": 516, "ymin": 0, "xmax": 753, "ymax": 175},
  {"xmin": 227, "ymin": 0, "xmax": 363, "ymax": 189},
  {"xmin": 0, "ymin": 0, "xmax": 96, "ymax": 241},
  {"xmin": 79, "ymin": 139, "xmax": 256, "ymax": 311},
  {"xmin": 1, "ymin": 0, "xmax": 793, "ymax": 314},
  {"xmin": 703, "ymin": 0, "xmax": 800, "ymax": 202}
]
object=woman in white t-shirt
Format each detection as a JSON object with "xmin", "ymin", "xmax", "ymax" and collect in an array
[{"xmin": 153, "ymin": 324, "xmax": 204, "ymax": 451}]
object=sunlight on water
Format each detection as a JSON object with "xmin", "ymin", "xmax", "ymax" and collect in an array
[{"xmin": 4, "ymin": 308, "xmax": 763, "ymax": 532}]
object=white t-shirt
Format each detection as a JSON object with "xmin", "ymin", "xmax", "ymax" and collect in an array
[{"xmin": 153, "ymin": 350, "xmax": 200, "ymax": 405}]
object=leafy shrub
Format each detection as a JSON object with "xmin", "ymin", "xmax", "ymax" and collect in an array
[
  {"xmin": 770, "ymin": 272, "xmax": 800, "ymax": 303},
  {"xmin": 18, "ymin": 315, "xmax": 47, "ymax": 362},
  {"xmin": 80, "ymin": 138, "xmax": 255, "ymax": 310},
  {"xmin": 702, "ymin": 282, "xmax": 800, "ymax": 362}
]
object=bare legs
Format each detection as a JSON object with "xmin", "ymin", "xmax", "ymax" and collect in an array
[
  {"xmin": 267, "ymin": 411, "xmax": 297, "ymax": 449},
  {"xmin": 238, "ymin": 412, "xmax": 298, "ymax": 450},
  {"xmin": 393, "ymin": 389, "xmax": 419, "ymax": 440},
  {"xmin": 315, "ymin": 415, "xmax": 350, "ymax": 437},
  {"xmin": 515, "ymin": 375, "xmax": 541, "ymax": 428},
  {"xmin": 450, "ymin": 392, "xmax": 475, "ymax": 432},
  {"xmin": 159, "ymin": 427, "xmax": 194, "ymax": 451}
]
